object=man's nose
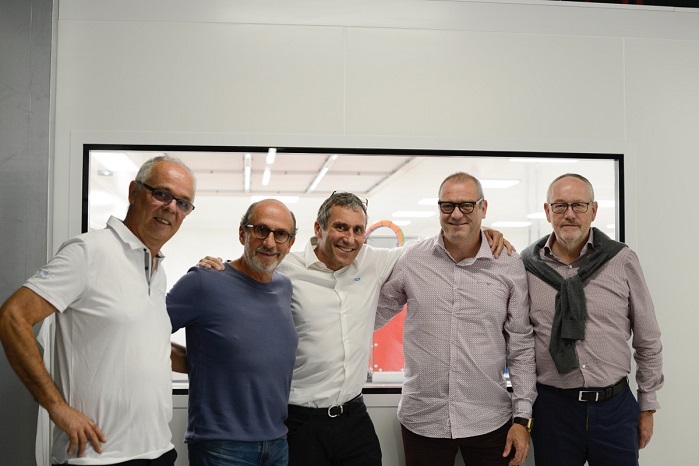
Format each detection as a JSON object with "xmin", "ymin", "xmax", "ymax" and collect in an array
[{"xmin": 263, "ymin": 231, "xmax": 277, "ymax": 247}]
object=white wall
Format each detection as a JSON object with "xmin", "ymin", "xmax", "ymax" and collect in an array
[{"xmin": 49, "ymin": 1, "xmax": 699, "ymax": 464}]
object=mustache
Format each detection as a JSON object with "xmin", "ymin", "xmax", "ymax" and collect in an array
[{"xmin": 256, "ymin": 246, "xmax": 280, "ymax": 255}]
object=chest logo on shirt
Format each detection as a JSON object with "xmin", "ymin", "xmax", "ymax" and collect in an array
[{"xmin": 354, "ymin": 277, "xmax": 361, "ymax": 283}]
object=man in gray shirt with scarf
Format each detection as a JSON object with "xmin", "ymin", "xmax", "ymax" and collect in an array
[{"xmin": 521, "ymin": 173, "xmax": 663, "ymax": 466}]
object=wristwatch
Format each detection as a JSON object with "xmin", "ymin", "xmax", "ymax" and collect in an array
[{"xmin": 513, "ymin": 417, "xmax": 533, "ymax": 433}]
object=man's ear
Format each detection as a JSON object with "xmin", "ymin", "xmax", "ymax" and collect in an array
[{"xmin": 128, "ymin": 180, "xmax": 138, "ymax": 205}]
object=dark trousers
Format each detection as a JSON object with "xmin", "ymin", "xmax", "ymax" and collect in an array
[
  {"xmin": 285, "ymin": 398, "xmax": 381, "ymax": 466},
  {"xmin": 401, "ymin": 421, "xmax": 514, "ymax": 466},
  {"xmin": 532, "ymin": 384, "xmax": 640, "ymax": 466},
  {"xmin": 54, "ymin": 448, "xmax": 177, "ymax": 466}
]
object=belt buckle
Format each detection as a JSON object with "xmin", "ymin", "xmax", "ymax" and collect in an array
[
  {"xmin": 327, "ymin": 404, "xmax": 343, "ymax": 418},
  {"xmin": 578, "ymin": 390, "xmax": 600, "ymax": 402}
]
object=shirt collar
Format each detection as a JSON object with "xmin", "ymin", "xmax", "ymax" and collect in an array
[
  {"xmin": 302, "ymin": 237, "xmax": 323, "ymax": 268},
  {"xmin": 434, "ymin": 231, "xmax": 493, "ymax": 264},
  {"xmin": 107, "ymin": 215, "xmax": 165, "ymax": 259}
]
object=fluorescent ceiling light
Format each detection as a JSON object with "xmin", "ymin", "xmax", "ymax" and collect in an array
[
  {"xmin": 392, "ymin": 211, "xmax": 436, "ymax": 218},
  {"xmin": 391, "ymin": 220, "xmax": 411, "ymax": 226},
  {"xmin": 526, "ymin": 212, "xmax": 546, "ymax": 219},
  {"xmin": 262, "ymin": 167, "xmax": 271, "ymax": 186},
  {"xmin": 509, "ymin": 158, "xmax": 579, "ymax": 164},
  {"xmin": 266, "ymin": 148, "xmax": 277, "ymax": 165},
  {"xmin": 491, "ymin": 221, "xmax": 532, "ymax": 228},
  {"xmin": 307, "ymin": 154, "xmax": 338, "ymax": 192},
  {"xmin": 417, "ymin": 198, "xmax": 438, "ymax": 206},
  {"xmin": 251, "ymin": 195, "xmax": 300, "ymax": 204},
  {"xmin": 91, "ymin": 151, "xmax": 139, "ymax": 172},
  {"xmin": 481, "ymin": 179, "xmax": 519, "ymax": 189},
  {"xmin": 243, "ymin": 153, "xmax": 251, "ymax": 193}
]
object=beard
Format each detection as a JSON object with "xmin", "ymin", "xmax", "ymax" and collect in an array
[{"xmin": 244, "ymin": 245, "xmax": 281, "ymax": 274}]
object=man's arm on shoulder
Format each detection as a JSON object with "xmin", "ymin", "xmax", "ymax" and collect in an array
[
  {"xmin": 483, "ymin": 227, "xmax": 515, "ymax": 258},
  {"xmin": 375, "ymin": 254, "xmax": 408, "ymax": 330},
  {"xmin": 197, "ymin": 256, "xmax": 225, "ymax": 270},
  {"xmin": 0, "ymin": 287, "xmax": 107, "ymax": 457}
]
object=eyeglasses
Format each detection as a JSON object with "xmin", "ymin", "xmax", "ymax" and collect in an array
[
  {"xmin": 138, "ymin": 182, "xmax": 195, "ymax": 215},
  {"xmin": 331, "ymin": 191, "xmax": 369, "ymax": 207},
  {"xmin": 438, "ymin": 198, "xmax": 483, "ymax": 215},
  {"xmin": 246, "ymin": 224, "xmax": 293, "ymax": 244},
  {"xmin": 548, "ymin": 202, "xmax": 593, "ymax": 214}
]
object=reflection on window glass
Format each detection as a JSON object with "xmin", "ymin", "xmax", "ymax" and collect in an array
[{"xmin": 85, "ymin": 145, "xmax": 621, "ymax": 386}]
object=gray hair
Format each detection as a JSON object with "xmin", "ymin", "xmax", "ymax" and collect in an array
[
  {"xmin": 438, "ymin": 172, "xmax": 484, "ymax": 199},
  {"xmin": 316, "ymin": 192, "xmax": 368, "ymax": 229},
  {"xmin": 135, "ymin": 155, "xmax": 196, "ymax": 188},
  {"xmin": 546, "ymin": 173, "xmax": 595, "ymax": 202}
]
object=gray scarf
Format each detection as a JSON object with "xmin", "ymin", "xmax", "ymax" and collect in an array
[{"xmin": 521, "ymin": 228, "xmax": 626, "ymax": 374}]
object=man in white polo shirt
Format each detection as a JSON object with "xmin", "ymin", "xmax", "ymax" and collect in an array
[{"xmin": 0, "ymin": 155, "xmax": 196, "ymax": 465}]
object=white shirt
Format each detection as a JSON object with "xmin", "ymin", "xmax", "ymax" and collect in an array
[
  {"xmin": 282, "ymin": 240, "xmax": 403, "ymax": 408},
  {"xmin": 24, "ymin": 216, "xmax": 174, "ymax": 465}
]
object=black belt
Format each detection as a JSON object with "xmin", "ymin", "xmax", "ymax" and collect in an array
[
  {"xmin": 538, "ymin": 377, "xmax": 628, "ymax": 402},
  {"xmin": 288, "ymin": 394, "xmax": 365, "ymax": 418}
]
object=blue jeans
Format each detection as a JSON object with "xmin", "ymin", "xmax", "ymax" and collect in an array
[{"xmin": 188, "ymin": 439, "xmax": 289, "ymax": 466}]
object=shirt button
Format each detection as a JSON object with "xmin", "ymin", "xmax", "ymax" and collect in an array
[{"xmin": 581, "ymin": 364, "xmax": 586, "ymax": 369}]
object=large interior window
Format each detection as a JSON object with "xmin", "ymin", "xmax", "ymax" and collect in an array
[{"xmin": 84, "ymin": 144, "xmax": 622, "ymax": 387}]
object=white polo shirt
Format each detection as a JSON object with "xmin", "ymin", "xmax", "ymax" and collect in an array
[
  {"xmin": 24, "ymin": 216, "xmax": 174, "ymax": 465},
  {"xmin": 282, "ymin": 241, "xmax": 403, "ymax": 408}
]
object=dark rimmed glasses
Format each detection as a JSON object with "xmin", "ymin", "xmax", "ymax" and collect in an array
[
  {"xmin": 138, "ymin": 182, "xmax": 195, "ymax": 215},
  {"xmin": 548, "ymin": 202, "xmax": 593, "ymax": 214},
  {"xmin": 438, "ymin": 198, "xmax": 483, "ymax": 215},
  {"xmin": 245, "ymin": 224, "xmax": 293, "ymax": 244}
]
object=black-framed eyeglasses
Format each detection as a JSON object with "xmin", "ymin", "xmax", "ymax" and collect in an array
[
  {"xmin": 331, "ymin": 191, "xmax": 368, "ymax": 207},
  {"xmin": 137, "ymin": 182, "xmax": 195, "ymax": 215},
  {"xmin": 438, "ymin": 198, "xmax": 483, "ymax": 215},
  {"xmin": 548, "ymin": 202, "xmax": 593, "ymax": 214},
  {"xmin": 245, "ymin": 224, "xmax": 293, "ymax": 244}
]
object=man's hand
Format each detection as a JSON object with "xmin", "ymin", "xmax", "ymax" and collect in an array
[
  {"xmin": 502, "ymin": 424, "xmax": 530, "ymax": 466},
  {"xmin": 197, "ymin": 256, "xmax": 225, "ymax": 270},
  {"xmin": 48, "ymin": 402, "xmax": 107, "ymax": 457},
  {"xmin": 483, "ymin": 228, "xmax": 515, "ymax": 258},
  {"xmin": 638, "ymin": 410, "xmax": 655, "ymax": 449},
  {"xmin": 0, "ymin": 288, "xmax": 106, "ymax": 457}
]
